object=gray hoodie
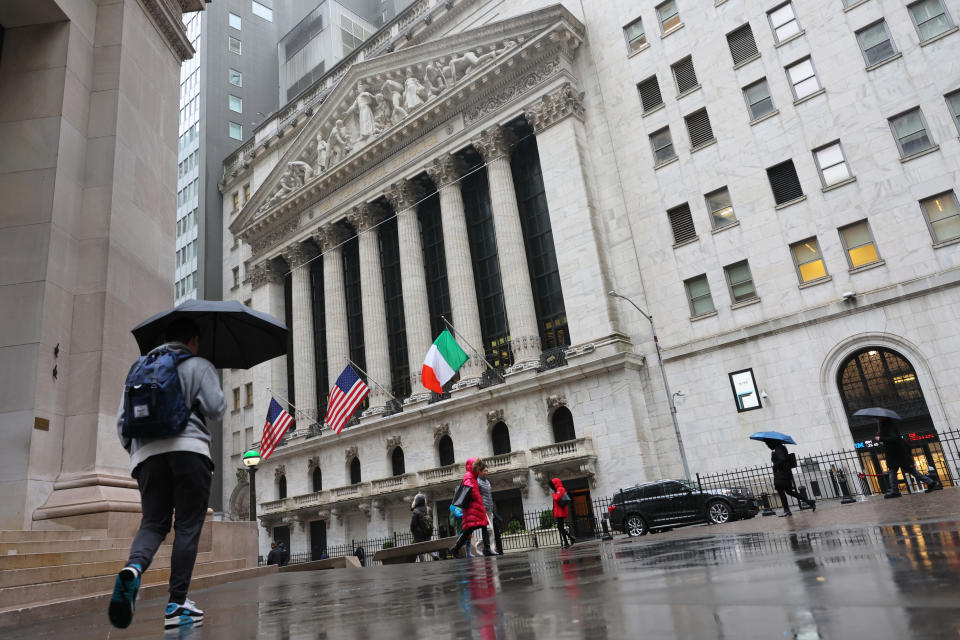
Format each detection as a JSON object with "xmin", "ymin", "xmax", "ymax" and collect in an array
[
  {"xmin": 477, "ymin": 476, "xmax": 495, "ymax": 512},
  {"xmin": 116, "ymin": 342, "xmax": 226, "ymax": 472}
]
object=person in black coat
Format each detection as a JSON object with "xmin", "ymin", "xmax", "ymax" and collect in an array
[
  {"xmin": 409, "ymin": 493, "xmax": 433, "ymax": 543},
  {"xmin": 266, "ymin": 542, "xmax": 280, "ymax": 566},
  {"xmin": 767, "ymin": 441, "xmax": 816, "ymax": 516},
  {"xmin": 874, "ymin": 418, "xmax": 942, "ymax": 497}
]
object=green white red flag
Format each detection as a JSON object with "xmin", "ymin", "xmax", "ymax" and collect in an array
[{"xmin": 421, "ymin": 329, "xmax": 469, "ymax": 394}]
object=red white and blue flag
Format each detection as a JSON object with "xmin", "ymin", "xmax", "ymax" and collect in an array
[
  {"xmin": 260, "ymin": 398, "xmax": 294, "ymax": 461},
  {"xmin": 325, "ymin": 365, "xmax": 369, "ymax": 434}
]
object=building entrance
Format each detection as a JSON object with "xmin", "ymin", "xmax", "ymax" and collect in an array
[
  {"xmin": 563, "ymin": 477, "xmax": 594, "ymax": 538},
  {"xmin": 310, "ymin": 520, "xmax": 327, "ymax": 560}
]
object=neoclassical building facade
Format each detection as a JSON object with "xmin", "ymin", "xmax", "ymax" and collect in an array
[{"xmin": 220, "ymin": 0, "xmax": 960, "ymax": 556}]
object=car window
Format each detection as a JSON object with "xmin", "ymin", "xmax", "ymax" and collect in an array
[
  {"xmin": 661, "ymin": 481, "xmax": 689, "ymax": 495},
  {"xmin": 638, "ymin": 484, "xmax": 663, "ymax": 499}
]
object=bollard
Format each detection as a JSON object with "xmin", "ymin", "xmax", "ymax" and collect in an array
[
  {"xmin": 838, "ymin": 469, "xmax": 856, "ymax": 504},
  {"xmin": 797, "ymin": 486, "xmax": 810, "ymax": 510},
  {"xmin": 760, "ymin": 492, "xmax": 775, "ymax": 516},
  {"xmin": 601, "ymin": 518, "xmax": 614, "ymax": 541}
]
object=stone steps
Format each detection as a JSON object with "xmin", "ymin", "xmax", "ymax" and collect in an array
[
  {"xmin": 0, "ymin": 537, "xmax": 135, "ymax": 554},
  {"xmin": 0, "ymin": 529, "xmax": 108, "ymax": 542},
  {"xmin": 0, "ymin": 551, "xmax": 215, "ymax": 588},
  {"xmin": 0, "ymin": 546, "xmax": 179, "ymax": 570}
]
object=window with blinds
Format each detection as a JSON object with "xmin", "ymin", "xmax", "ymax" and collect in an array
[
  {"xmin": 727, "ymin": 24, "xmax": 759, "ymax": 66},
  {"xmin": 671, "ymin": 57, "xmax": 698, "ymax": 94},
  {"xmin": 685, "ymin": 109, "xmax": 715, "ymax": 149},
  {"xmin": 638, "ymin": 75, "xmax": 663, "ymax": 112},
  {"xmin": 766, "ymin": 160, "xmax": 804, "ymax": 205},
  {"xmin": 668, "ymin": 203, "xmax": 697, "ymax": 245}
]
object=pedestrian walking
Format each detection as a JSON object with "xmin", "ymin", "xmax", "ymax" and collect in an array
[
  {"xmin": 354, "ymin": 544, "xmax": 366, "ymax": 567},
  {"xmin": 767, "ymin": 441, "xmax": 816, "ymax": 516},
  {"xmin": 108, "ymin": 318, "xmax": 225, "ymax": 631},
  {"xmin": 449, "ymin": 458, "xmax": 494, "ymax": 557},
  {"xmin": 552, "ymin": 478, "xmax": 577, "ymax": 548},
  {"xmin": 410, "ymin": 493, "xmax": 437, "ymax": 562},
  {"xmin": 874, "ymin": 418, "xmax": 942, "ymax": 497},
  {"xmin": 277, "ymin": 541, "xmax": 290, "ymax": 567},
  {"xmin": 474, "ymin": 460, "xmax": 502, "ymax": 555},
  {"xmin": 266, "ymin": 542, "xmax": 281, "ymax": 566}
]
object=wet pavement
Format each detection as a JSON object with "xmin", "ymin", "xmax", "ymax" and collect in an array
[{"xmin": 6, "ymin": 494, "xmax": 960, "ymax": 639}]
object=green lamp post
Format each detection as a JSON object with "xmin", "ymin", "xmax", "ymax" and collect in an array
[{"xmin": 243, "ymin": 449, "xmax": 261, "ymax": 522}]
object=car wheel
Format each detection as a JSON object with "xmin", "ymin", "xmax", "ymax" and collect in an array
[
  {"xmin": 624, "ymin": 514, "xmax": 648, "ymax": 537},
  {"xmin": 707, "ymin": 500, "xmax": 731, "ymax": 524}
]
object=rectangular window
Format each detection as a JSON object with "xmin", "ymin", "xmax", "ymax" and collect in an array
[
  {"xmin": 727, "ymin": 23, "xmax": 759, "ymax": 65},
  {"xmin": 947, "ymin": 90, "xmax": 960, "ymax": 133},
  {"xmin": 650, "ymin": 127, "xmax": 676, "ymax": 165},
  {"xmin": 766, "ymin": 160, "xmax": 804, "ymax": 205},
  {"xmin": 706, "ymin": 187, "xmax": 737, "ymax": 229},
  {"xmin": 251, "ymin": 0, "xmax": 273, "ymax": 21},
  {"xmin": 768, "ymin": 2, "xmax": 801, "ymax": 42},
  {"xmin": 637, "ymin": 75, "xmax": 663, "ymax": 112},
  {"xmin": 229, "ymin": 95, "xmax": 242, "ymax": 113},
  {"xmin": 919, "ymin": 191, "xmax": 960, "ymax": 243},
  {"xmin": 229, "ymin": 68, "xmax": 242, "ymax": 87},
  {"xmin": 229, "ymin": 122, "xmax": 243, "ymax": 140},
  {"xmin": 856, "ymin": 21, "xmax": 897, "ymax": 66},
  {"xmin": 813, "ymin": 141, "xmax": 852, "ymax": 186},
  {"xmin": 233, "ymin": 387, "xmax": 241, "ymax": 410},
  {"xmin": 786, "ymin": 57, "xmax": 821, "ymax": 100},
  {"xmin": 743, "ymin": 78, "xmax": 775, "ymax": 120},
  {"xmin": 684, "ymin": 109, "xmax": 715, "ymax": 149},
  {"xmin": 245, "ymin": 382, "xmax": 254, "ymax": 407},
  {"xmin": 243, "ymin": 183, "xmax": 251, "ymax": 202},
  {"xmin": 229, "ymin": 36, "xmax": 241, "ymax": 54},
  {"xmin": 908, "ymin": 0, "xmax": 954, "ymax": 42},
  {"xmin": 624, "ymin": 17, "xmax": 646, "ymax": 53},
  {"xmin": 671, "ymin": 56, "xmax": 698, "ymax": 94},
  {"xmin": 685, "ymin": 274, "xmax": 715, "ymax": 317},
  {"xmin": 667, "ymin": 203, "xmax": 697, "ymax": 245},
  {"xmin": 657, "ymin": 0, "xmax": 681, "ymax": 33},
  {"xmin": 839, "ymin": 220, "xmax": 880, "ymax": 268},
  {"xmin": 724, "ymin": 261, "xmax": 758, "ymax": 303},
  {"xmin": 791, "ymin": 238, "xmax": 828, "ymax": 283},
  {"xmin": 889, "ymin": 108, "xmax": 935, "ymax": 157},
  {"xmin": 232, "ymin": 192, "xmax": 239, "ymax": 210},
  {"xmin": 232, "ymin": 266, "xmax": 240, "ymax": 288},
  {"xmin": 228, "ymin": 12, "xmax": 241, "ymax": 30}
]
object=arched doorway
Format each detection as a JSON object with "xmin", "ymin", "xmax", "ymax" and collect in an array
[
  {"xmin": 491, "ymin": 421, "xmax": 511, "ymax": 455},
  {"xmin": 552, "ymin": 407, "xmax": 576, "ymax": 443},
  {"xmin": 277, "ymin": 475, "xmax": 287, "ymax": 499},
  {"xmin": 391, "ymin": 447, "xmax": 405, "ymax": 476},
  {"xmin": 438, "ymin": 435, "xmax": 455, "ymax": 466},
  {"xmin": 837, "ymin": 347, "xmax": 948, "ymax": 492},
  {"xmin": 350, "ymin": 457, "xmax": 361, "ymax": 484},
  {"xmin": 312, "ymin": 467, "xmax": 322, "ymax": 492}
]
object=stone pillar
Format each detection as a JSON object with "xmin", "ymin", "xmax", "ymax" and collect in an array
[
  {"xmin": 472, "ymin": 126, "xmax": 541, "ymax": 369},
  {"xmin": 385, "ymin": 181, "xmax": 432, "ymax": 403},
  {"xmin": 248, "ymin": 261, "xmax": 289, "ymax": 425},
  {"xmin": 348, "ymin": 204, "xmax": 393, "ymax": 414},
  {"xmin": 524, "ymin": 83, "xmax": 616, "ymax": 342},
  {"xmin": 426, "ymin": 155, "xmax": 484, "ymax": 384},
  {"xmin": 314, "ymin": 224, "xmax": 350, "ymax": 401},
  {"xmin": 281, "ymin": 242, "xmax": 320, "ymax": 423}
]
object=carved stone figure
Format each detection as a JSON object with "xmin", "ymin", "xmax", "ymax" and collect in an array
[
  {"xmin": 422, "ymin": 62, "xmax": 446, "ymax": 97},
  {"xmin": 287, "ymin": 160, "xmax": 315, "ymax": 184},
  {"xmin": 346, "ymin": 81, "xmax": 378, "ymax": 139},
  {"xmin": 326, "ymin": 119, "xmax": 352, "ymax": 166},
  {"xmin": 402, "ymin": 76, "xmax": 426, "ymax": 111},
  {"xmin": 373, "ymin": 92, "xmax": 391, "ymax": 133},
  {"xmin": 443, "ymin": 49, "xmax": 496, "ymax": 84},
  {"xmin": 314, "ymin": 134, "xmax": 328, "ymax": 173},
  {"xmin": 381, "ymin": 79, "xmax": 408, "ymax": 124}
]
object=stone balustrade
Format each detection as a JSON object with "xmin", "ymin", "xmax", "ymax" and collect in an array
[
  {"xmin": 486, "ymin": 451, "xmax": 528, "ymax": 473},
  {"xmin": 260, "ymin": 497, "xmax": 293, "ymax": 514},
  {"xmin": 529, "ymin": 437, "xmax": 595, "ymax": 465},
  {"xmin": 371, "ymin": 473, "xmax": 417, "ymax": 495},
  {"xmin": 331, "ymin": 484, "xmax": 368, "ymax": 500},
  {"xmin": 417, "ymin": 464, "xmax": 461, "ymax": 484}
]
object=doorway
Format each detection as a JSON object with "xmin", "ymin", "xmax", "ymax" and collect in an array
[
  {"xmin": 310, "ymin": 520, "xmax": 326, "ymax": 560},
  {"xmin": 563, "ymin": 477, "xmax": 594, "ymax": 538}
]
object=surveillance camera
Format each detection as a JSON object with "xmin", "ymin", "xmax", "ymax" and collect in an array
[
  {"xmin": 841, "ymin": 291, "xmax": 856, "ymax": 300},
  {"xmin": 760, "ymin": 391, "xmax": 768, "ymax": 399}
]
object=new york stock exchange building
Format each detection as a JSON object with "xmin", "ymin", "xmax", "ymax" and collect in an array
[{"xmin": 220, "ymin": 0, "xmax": 960, "ymax": 557}]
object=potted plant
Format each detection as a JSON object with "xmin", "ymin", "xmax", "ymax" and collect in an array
[
  {"xmin": 499, "ymin": 519, "xmax": 533, "ymax": 553},
  {"xmin": 535, "ymin": 510, "xmax": 560, "ymax": 547}
]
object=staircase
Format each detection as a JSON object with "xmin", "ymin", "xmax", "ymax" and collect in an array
[{"xmin": 0, "ymin": 522, "xmax": 274, "ymax": 629}]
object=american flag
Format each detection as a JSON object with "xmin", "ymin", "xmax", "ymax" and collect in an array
[
  {"xmin": 324, "ymin": 365, "xmax": 369, "ymax": 434},
  {"xmin": 260, "ymin": 398, "xmax": 294, "ymax": 461}
]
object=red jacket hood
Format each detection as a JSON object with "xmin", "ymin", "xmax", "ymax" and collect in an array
[{"xmin": 552, "ymin": 478, "xmax": 564, "ymax": 491}]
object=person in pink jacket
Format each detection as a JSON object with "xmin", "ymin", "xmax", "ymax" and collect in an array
[
  {"xmin": 449, "ymin": 458, "xmax": 494, "ymax": 557},
  {"xmin": 552, "ymin": 478, "xmax": 577, "ymax": 548}
]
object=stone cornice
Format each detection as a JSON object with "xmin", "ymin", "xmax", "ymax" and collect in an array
[
  {"xmin": 524, "ymin": 82, "xmax": 585, "ymax": 134},
  {"xmin": 138, "ymin": 0, "xmax": 198, "ymax": 62}
]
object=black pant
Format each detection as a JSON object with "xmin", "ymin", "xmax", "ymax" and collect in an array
[
  {"xmin": 776, "ymin": 487, "xmax": 812, "ymax": 512},
  {"xmin": 127, "ymin": 452, "xmax": 213, "ymax": 603},
  {"xmin": 491, "ymin": 515, "xmax": 502, "ymax": 553},
  {"xmin": 452, "ymin": 525, "xmax": 490, "ymax": 553},
  {"xmin": 556, "ymin": 517, "xmax": 575, "ymax": 546},
  {"xmin": 886, "ymin": 461, "xmax": 936, "ymax": 493}
]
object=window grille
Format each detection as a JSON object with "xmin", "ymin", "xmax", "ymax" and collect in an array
[
  {"xmin": 671, "ymin": 57, "xmax": 698, "ymax": 94},
  {"xmin": 684, "ymin": 109, "xmax": 714, "ymax": 149},
  {"xmin": 668, "ymin": 203, "xmax": 697, "ymax": 244},
  {"xmin": 727, "ymin": 24, "xmax": 759, "ymax": 65},
  {"xmin": 638, "ymin": 76, "xmax": 663, "ymax": 112},
  {"xmin": 766, "ymin": 160, "xmax": 804, "ymax": 205}
]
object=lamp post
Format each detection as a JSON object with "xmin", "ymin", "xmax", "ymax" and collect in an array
[
  {"xmin": 243, "ymin": 449, "xmax": 261, "ymax": 522},
  {"xmin": 608, "ymin": 290, "xmax": 691, "ymax": 481}
]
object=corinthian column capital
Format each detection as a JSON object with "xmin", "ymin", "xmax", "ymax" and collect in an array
[
  {"xmin": 524, "ymin": 82, "xmax": 585, "ymax": 134},
  {"xmin": 348, "ymin": 202, "xmax": 388, "ymax": 232},
  {"xmin": 244, "ymin": 260, "xmax": 285, "ymax": 289},
  {"xmin": 385, "ymin": 180, "xmax": 424, "ymax": 213},
  {"xmin": 281, "ymin": 241, "xmax": 320, "ymax": 269},
  {"xmin": 426, "ymin": 154, "xmax": 468, "ymax": 189},
  {"xmin": 471, "ymin": 125, "xmax": 517, "ymax": 163},
  {"xmin": 313, "ymin": 222, "xmax": 352, "ymax": 251}
]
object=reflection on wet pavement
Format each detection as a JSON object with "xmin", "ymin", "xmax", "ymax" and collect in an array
[{"xmin": 5, "ymin": 522, "xmax": 960, "ymax": 639}]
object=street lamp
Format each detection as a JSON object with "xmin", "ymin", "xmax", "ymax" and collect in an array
[
  {"xmin": 243, "ymin": 449, "xmax": 261, "ymax": 522},
  {"xmin": 608, "ymin": 290, "xmax": 692, "ymax": 481}
]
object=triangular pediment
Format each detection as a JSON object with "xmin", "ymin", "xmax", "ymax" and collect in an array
[{"xmin": 231, "ymin": 4, "xmax": 583, "ymax": 239}]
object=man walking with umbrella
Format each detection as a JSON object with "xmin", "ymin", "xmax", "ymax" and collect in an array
[
  {"xmin": 857, "ymin": 408, "xmax": 943, "ymax": 497},
  {"xmin": 751, "ymin": 432, "xmax": 816, "ymax": 517}
]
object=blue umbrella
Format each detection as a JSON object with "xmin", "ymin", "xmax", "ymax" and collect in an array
[{"xmin": 749, "ymin": 431, "xmax": 797, "ymax": 445}]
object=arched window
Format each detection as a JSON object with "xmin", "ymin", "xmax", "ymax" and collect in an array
[
  {"xmin": 392, "ymin": 447, "xmax": 405, "ymax": 476},
  {"xmin": 438, "ymin": 435, "xmax": 455, "ymax": 466},
  {"xmin": 491, "ymin": 422, "xmax": 511, "ymax": 455},
  {"xmin": 552, "ymin": 407, "xmax": 576, "ymax": 443},
  {"xmin": 278, "ymin": 475, "xmax": 287, "ymax": 499},
  {"xmin": 312, "ymin": 467, "xmax": 322, "ymax": 492},
  {"xmin": 350, "ymin": 457, "xmax": 361, "ymax": 484}
]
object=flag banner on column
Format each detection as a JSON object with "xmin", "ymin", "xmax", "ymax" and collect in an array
[
  {"xmin": 325, "ymin": 365, "xmax": 370, "ymax": 434},
  {"xmin": 260, "ymin": 398, "xmax": 294, "ymax": 461},
  {"xmin": 422, "ymin": 329, "xmax": 469, "ymax": 394}
]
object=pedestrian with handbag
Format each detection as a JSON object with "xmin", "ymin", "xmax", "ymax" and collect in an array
[
  {"xmin": 874, "ymin": 417, "xmax": 942, "ymax": 497},
  {"xmin": 449, "ymin": 458, "xmax": 494, "ymax": 557},
  {"xmin": 474, "ymin": 460, "xmax": 502, "ymax": 555},
  {"xmin": 767, "ymin": 441, "xmax": 816, "ymax": 516},
  {"xmin": 552, "ymin": 478, "xmax": 577, "ymax": 548}
]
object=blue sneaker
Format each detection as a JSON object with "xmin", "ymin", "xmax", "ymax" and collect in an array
[
  {"xmin": 164, "ymin": 598, "xmax": 204, "ymax": 629},
  {"xmin": 108, "ymin": 564, "xmax": 142, "ymax": 629}
]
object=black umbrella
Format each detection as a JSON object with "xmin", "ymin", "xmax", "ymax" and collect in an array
[
  {"xmin": 853, "ymin": 407, "xmax": 902, "ymax": 420},
  {"xmin": 132, "ymin": 299, "xmax": 288, "ymax": 369}
]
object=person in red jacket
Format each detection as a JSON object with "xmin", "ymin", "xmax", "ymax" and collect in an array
[
  {"xmin": 552, "ymin": 478, "xmax": 577, "ymax": 548},
  {"xmin": 449, "ymin": 458, "xmax": 494, "ymax": 557}
]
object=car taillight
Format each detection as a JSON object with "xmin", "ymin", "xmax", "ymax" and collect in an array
[{"xmin": 608, "ymin": 505, "xmax": 616, "ymax": 513}]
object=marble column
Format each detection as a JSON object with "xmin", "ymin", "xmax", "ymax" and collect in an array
[
  {"xmin": 281, "ymin": 242, "xmax": 320, "ymax": 423},
  {"xmin": 386, "ymin": 181, "xmax": 432, "ymax": 403},
  {"xmin": 472, "ymin": 125, "xmax": 542, "ymax": 369},
  {"xmin": 248, "ymin": 260, "xmax": 289, "ymax": 429},
  {"xmin": 314, "ymin": 224, "xmax": 350, "ymax": 406},
  {"xmin": 348, "ymin": 204, "xmax": 393, "ymax": 414},
  {"xmin": 426, "ymin": 155, "xmax": 484, "ymax": 384}
]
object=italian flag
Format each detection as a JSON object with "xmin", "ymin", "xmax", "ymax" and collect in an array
[{"xmin": 421, "ymin": 330, "xmax": 469, "ymax": 394}]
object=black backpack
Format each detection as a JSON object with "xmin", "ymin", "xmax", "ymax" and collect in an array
[
  {"xmin": 419, "ymin": 507, "xmax": 434, "ymax": 538},
  {"xmin": 120, "ymin": 347, "xmax": 195, "ymax": 439}
]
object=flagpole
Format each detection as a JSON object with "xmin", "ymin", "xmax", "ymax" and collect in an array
[
  {"xmin": 345, "ymin": 358, "xmax": 404, "ymax": 409},
  {"xmin": 440, "ymin": 315, "xmax": 506, "ymax": 382},
  {"xmin": 266, "ymin": 387, "xmax": 323, "ymax": 431}
]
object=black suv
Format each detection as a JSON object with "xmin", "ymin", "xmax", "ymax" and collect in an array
[{"xmin": 608, "ymin": 479, "xmax": 759, "ymax": 536}]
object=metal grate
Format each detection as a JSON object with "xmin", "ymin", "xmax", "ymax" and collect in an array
[
  {"xmin": 766, "ymin": 160, "xmax": 804, "ymax": 205},
  {"xmin": 685, "ymin": 109, "xmax": 715, "ymax": 149},
  {"xmin": 727, "ymin": 24, "xmax": 759, "ymax": 65},
  {"xmin": 671, "ymin": 57, "xmax": 698, "ymax": 94},
  {"xmin": 637, "ymin": 75, "xmax": 663, "ymax": 112},
  {"xmin": 667, "ymin": 203, "xmax": 697, "ymax": 244}
]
